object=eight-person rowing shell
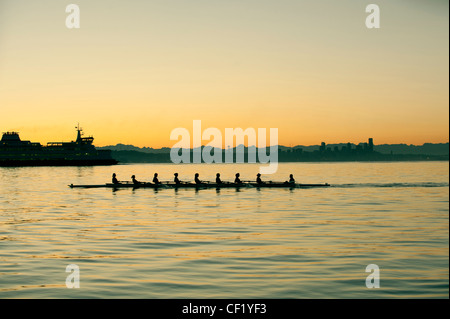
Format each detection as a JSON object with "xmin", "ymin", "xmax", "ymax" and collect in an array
[
  {"xmin": 113, "ymin": 172, "xmax": 298, "ymax": 185},
  {"xmin": 106, "ymin": 173, "xmax": 311, "ymax": 188},
  {"xmin": 70, "ymin": 173, "xmax": 329, "ymax": 188}
]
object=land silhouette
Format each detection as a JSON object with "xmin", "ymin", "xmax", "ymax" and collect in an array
[{"xmin": 99, "ymin": 139, "xmax": 449, "ymax": 163}]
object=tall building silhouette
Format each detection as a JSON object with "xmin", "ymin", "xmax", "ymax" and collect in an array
[{"xmin": 368, "ymin": 138, "xmax": 374, "ymax": 151}]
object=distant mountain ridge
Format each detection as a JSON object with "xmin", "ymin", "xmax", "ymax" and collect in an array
[
  {"xmin": 373, "ymin": 143, "xmax": 449, "ymax": 156},
  {"xmin": 99, "ymin": 142, "xmax": 449, "ymax": 156},
  {"xmin": 99, "ymin": 143, "xmax": 171, "ymax": 154}
]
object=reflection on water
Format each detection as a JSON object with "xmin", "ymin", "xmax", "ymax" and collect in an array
[{"xmin": 0, "ymin": 162, "xmax": 448, "ymax": 298}]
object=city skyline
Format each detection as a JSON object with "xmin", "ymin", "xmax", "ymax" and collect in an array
[
  {"xmin": 0, "ymin": 0, "xmax": 448, "ymax": 148},
  {"xmin": 4, "ymin": 127, "xmax": 448, "ymax": 150}
]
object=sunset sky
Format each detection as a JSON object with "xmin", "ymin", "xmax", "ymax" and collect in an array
[{"xmin": 0, "ymin": 0, "xmax": 448, "ymax": 148}]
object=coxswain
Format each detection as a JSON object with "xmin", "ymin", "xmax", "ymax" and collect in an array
[
  {"xmin": 112, "ymin": 173, "xmax": 119, "ymax": 184},
  {"xmin": 234, "ymin": 173, "xmax": 242, "ymax": 184},
  {"xmin": 153, "ymin": 173, "xmax": 161, "ymax": 184},
  {"xmin": 216, "ymin": 173, "xmax": 222, "ymax": 184},
  {"xmin": 174, "ymin": 173, "xmax": 181, "ymax": 184}
]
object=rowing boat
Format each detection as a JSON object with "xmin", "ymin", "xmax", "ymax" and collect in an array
[{"xmin": 68, "ymin": 182, "xmax": 330, "ymax": 189}]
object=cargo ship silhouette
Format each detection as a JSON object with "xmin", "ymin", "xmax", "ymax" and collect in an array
[{"xmin": 0, "ymin": 125, "xmax": 118, "ymax": 166}]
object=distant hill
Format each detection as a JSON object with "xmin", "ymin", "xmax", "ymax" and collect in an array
[
  {"xmin": 99, "ymin": 144, "xmax": 171, "ymax": 154},
  {"xmin": 373, "ymin": 143, "xmax": 449, "ymax": 156},
  {"xmin": 100, "ymin": 142, "xmax": 449, "ymax": 156}
]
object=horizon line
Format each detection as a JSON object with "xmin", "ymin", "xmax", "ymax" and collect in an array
[{"xmin": 99, "ymin": 141, "xmax": 450, "ymax": 149}]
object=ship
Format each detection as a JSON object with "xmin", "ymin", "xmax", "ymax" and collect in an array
[{"xmin": 0, "ymin": 125, "xmax": 118, "ymax": 167}]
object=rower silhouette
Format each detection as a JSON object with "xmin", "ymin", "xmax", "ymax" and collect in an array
[
  {"xmin": 285, "ymin": 174, "xmax": 295, "ymax": 184},
  {"xmin": 112, "ymin": 173, "xmax": 119, "ymax": 184},
  {"xmin": 289, "ymin": 174, "xmax": 295, "ymax": 183},
  {"xmin": 256, "ymin": 173, "xmax": 265, "ymax": 185},
  {"xmin": 131, "ymin": 175, "xmax": 141, "ymax": 185},
  {"xmin": 234, "ymin": 173, "xmax": 242, "ymax": 184},
  {"xmin": 195, "ymin": 173, "xmax": 202, "ymax": 184},
  {"xmin": 153, "ymin": 173, "xmax": 161, "ymax": 184},
  {"xmin": 174, "ymin": 173, "xmax": 181, "ymax": 184},
  {"xmin": 216, "ymin": 173, "xmax": 222, "ymax": 184}
]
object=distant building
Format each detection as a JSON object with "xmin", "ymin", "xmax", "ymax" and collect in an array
[{"xmin": 368, "ymin": 138, "xmax": 374, "ymax": 151}]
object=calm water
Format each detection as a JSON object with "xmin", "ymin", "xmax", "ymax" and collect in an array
[{"xmin": 0, "ymin": 162, "xmax": 448, "ymax": 298}]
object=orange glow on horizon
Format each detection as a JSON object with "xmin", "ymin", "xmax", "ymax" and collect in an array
[{"xmin": 0, "ymin": 1, "xmax": 448, "ymax": 148}]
